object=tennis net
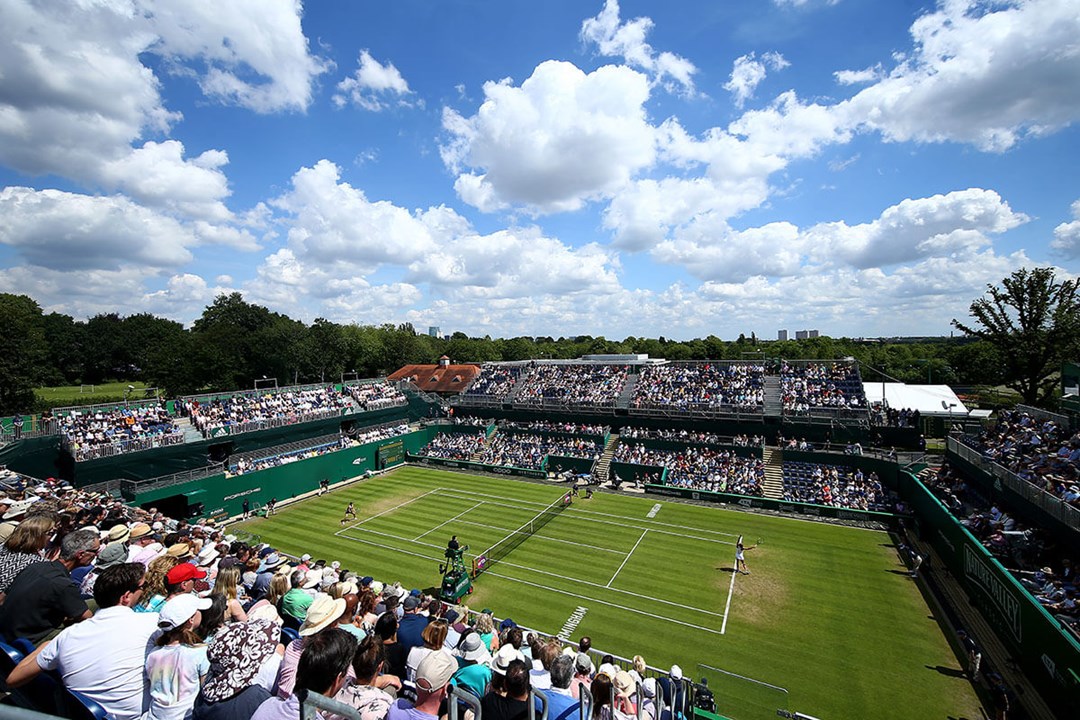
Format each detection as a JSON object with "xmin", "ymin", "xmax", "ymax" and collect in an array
[{"xmin": 472, "ymin": 492, "xmax": 572, "ymax": 577}]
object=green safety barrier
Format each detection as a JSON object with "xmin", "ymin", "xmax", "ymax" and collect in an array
[{"xmin": 406, "ymin": 452, "xmax": 547, "ymax": 479}]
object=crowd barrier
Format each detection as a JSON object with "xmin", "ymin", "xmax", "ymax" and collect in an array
[
  {"xmin": 897, "ymin": 468, "xmax": 1080, "ymax": 716},
  {"xmin": 406, "ymin": 452, "xmax": 548, "ymax": 479},
  {"xmin": 199, "ymin": 406, "xmax": 353, "ymax": 438},
  {"xmin": 62, "ymin": 430, "xmax": 185, "ymax": 462},
  {"xmin": 947, "ymin": 436, "xmax": 1080, "ymax": 534},
  {"xmin": 644, "ymin": 483, "xmax": 894, "ymax": 523}
]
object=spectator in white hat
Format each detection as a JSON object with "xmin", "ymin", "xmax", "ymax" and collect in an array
[
  {"xmin": 388, "ymin": 650, "xmax": 457, "ymax": 720},
  {"xmin": 145, "ymin": 593, "xmax": 213, "ymax": 720}
]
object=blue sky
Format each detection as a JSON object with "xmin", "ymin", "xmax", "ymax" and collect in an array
[{"xmin": 0, "ymin": 0, "xmax": 1078, "ymax": 340}]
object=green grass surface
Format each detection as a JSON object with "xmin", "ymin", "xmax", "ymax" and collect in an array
[
  {"xmin": 35, "ymin": 381, "xmax": 150, "ymax": 404},
  {"xmin": 233, "ymin": 466, "xmax": 981, "ymax": 720}
]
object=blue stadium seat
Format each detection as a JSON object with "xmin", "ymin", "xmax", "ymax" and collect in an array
[
  {"xmin": 64, "ymin": 688, "xmax": 110, "ymax": 720},
  {"xmin": 281, "ymin": 625, "xmax": 300, "ymax": 644}
]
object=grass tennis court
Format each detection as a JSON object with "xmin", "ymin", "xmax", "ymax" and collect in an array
[{"xmin": 232, "ymin": 465, "xmax": 981, "ymax": 720}]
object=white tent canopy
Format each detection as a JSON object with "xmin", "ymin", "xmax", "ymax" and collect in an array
[{"xmin": 862, "ymin": 382, "xmax": 969, "ymax": 417}]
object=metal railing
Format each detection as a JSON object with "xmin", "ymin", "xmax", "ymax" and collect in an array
[
  {"xmin": 194, "ymin": 406, "xmax": 354, "ymax": 439},
  {"xmin": 120, "ymin": 462, "xmax": 226, "ymax": 497},
  {"xmin": 61, "ymin": 430, "xmax": 185, "ymax": 462},
  {"xmin": 948, "ymin": 436, "xmax": 1080, "ymax": 531}
]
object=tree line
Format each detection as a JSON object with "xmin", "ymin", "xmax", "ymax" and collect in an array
[{"xmin": 1, "ymin": 268, "xmax": 1076, "ymax": 415}]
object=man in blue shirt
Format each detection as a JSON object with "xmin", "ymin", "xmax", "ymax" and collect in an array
[{"xmin": 546, "ymin": 654, "xmax": 580, "ymax": 720}]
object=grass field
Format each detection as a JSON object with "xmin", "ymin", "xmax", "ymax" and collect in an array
[
  {"xmin": 232, "ymin": 465, "xmax": 981, "ymax": 720},
  {"xmin": 34, "ymin": 381, "xmax": 151, "ymax": 405}
]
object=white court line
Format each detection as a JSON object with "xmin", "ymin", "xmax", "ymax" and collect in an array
[
  {"xmin": 720, "ymin": 564, "xmax": 737, "ymax": 635},
  {"xmin": 453, "ymin": 518, "xmax": 628, "ymax": 555},
  {"xmin": 607, "ymin": 529, "xmax": 647, "ymax": 588},
  {"xmin": 430, "ymin": 487, "xmax": 740, "ymax": 538},
  {"xmin": 349, "ymin": 497, "xmax": 625, "ymax": 556},
  {"xmin": 414, "ymin": 502, "xmax": 484, "ymax": 541},
  {"xmin": 335, "ymin": 488, "xmax": 443, "ymax": 536},
  {"xmin": 335, "ymin": 530, "xmax": 726, "ymax": 636},
  {"xmin": 338, "ymin": 524, "xmax": 725, "ymax": 620},
  {"xmin": 432, "ymin": 489, "xmax": 735, "ymax": 546}
]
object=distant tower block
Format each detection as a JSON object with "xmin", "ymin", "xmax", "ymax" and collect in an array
[
  {"xmin": 428, "ymin": 326, "xmax": 441, "ymax": 338},
  {"xmin": 778, "ymin": 330, "xmax": 788, "ymax": 341}
]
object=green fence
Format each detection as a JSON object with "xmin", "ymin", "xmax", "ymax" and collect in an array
[
  {"xmin": 644, "ymin": 483, "xmax": 896, "ymax": 523},
  {"xmin": 128, "ymin": 429, "xmax": 432, "ymax": 519},
  {"xmin": 545, "ymin": 454, "xmax": 596, "ymax": 475},
  {"xmin": 897, "ymin": 469, "xmax": 1080, "ymax": 716},
  {"xmin": 406, "ymin": 453, "xmax": 547, "ymax": 479}
]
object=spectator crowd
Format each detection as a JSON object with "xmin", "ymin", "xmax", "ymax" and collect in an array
[
  {"xmin": 780, "ymin": 362, "xmax": 866, "ymax": 413},
  {"xmin": 632, "ymin": 363, "xmax": 764, "ymax": 413},
  {"xmin": 58, "ymin": 403, "xmax": 183, "ymax": 462},
  {"xmin": 925, "ymin": 463, "xmax": 1079, "ymax": 638},
  {"xmin": 0, "ymin": 474, "xmax": 692, "ymax": 720},
  {"xmin": 781, "ymin": 462, "xmax": 888, "ymax": 511},
  {"xmin": 416, "ymin": 433, "xmax": 486, "ymax": 461},
  {"xmin": 346, "ymin": 383, "xmax": 408, "ymax": 412},
  {"xmin": 460, "ymin": 365, "xmax": 525, "ymax": 401},
  {"xmin": 514, "ymin": 365, "xmax": 628, "ymax": 407},
  {"xmin": 477, "ymin": 433, "xmax": 602, "ymax": 471},
  {"xmin": 961, "ymin": 409, "xmax": 1080, "ymax": 508},
  {"xmin": 613, "ymin": 444, "xmax": 765, "ymax": 496},
  {"xmin": 500, "ymin": 421, "xmax": 609, "ymax": 437},
  {"xmin": 183, "ymin": 387, "xmax": 354, "ymax": 439}
]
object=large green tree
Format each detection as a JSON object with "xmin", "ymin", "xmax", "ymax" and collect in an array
[
  {"xmin": 953, "ymin": 267, "xmax": 1080, "ymax": 405},
  {"xmin": 0, "ymin": 294, "xmax": 49, "ymax": 414}
]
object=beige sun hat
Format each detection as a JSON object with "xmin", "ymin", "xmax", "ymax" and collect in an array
[{"xmin": 298, "ymin": 593, "xmax": 347, "ymax": 637}]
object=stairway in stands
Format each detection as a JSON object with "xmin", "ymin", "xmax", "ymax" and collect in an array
[
  {"xmin": 616, "ymin": 374, "xmax": 638, "ymax": 408},
  {"xmin": 177, "ymin": 416, "xmax": 204, "ymax": 444},
  {"xmin": 763, "ymin": 375, "xmax": 783, "ymax": 417},
  {"xmin": 592, "ymin": 432, "xmax": 620, "ymax": 481},
  {"xmin": 762, "ymin": 446, "xmax": 784, "ymax": 499},
  {"xmin": 469, "ymin": 430, "xmax": 493, "ymax": 463}
]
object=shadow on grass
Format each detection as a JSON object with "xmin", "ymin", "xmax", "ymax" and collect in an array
[
  {"xmin": 717, "ymin": 566, "xmax": 737, "ymax": 573},
  {"xmin": 886, "ymin": 569, "xmax": 914, "ymax": 576},
  {"xmin": 925, "ymin": 664, "xmax": 966, "ymax": 678}
]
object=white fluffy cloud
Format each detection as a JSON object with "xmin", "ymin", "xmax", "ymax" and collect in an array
[
  {"xmin": 0, "ymin": 187, "xmax": 196, "ymax": 271},
  {"xmin": 580, "ymin": 0, "xmax": 697, "ymax": 94},
  {"xmin": 253, "ymin": 160, "xmax": 624, "ymax": 324},
  {"xmin": 334, "ymin": 50, "xmax": 414, "ymax": 111},
  {"xmin": 144, "ymin": 0, "xmax": 330, "ymax": 113},
  {"xmin": 442, "ymin": 61, "xmax": 656, "ymax": 213},
  {"xmin": 650, "ymin": 188, "xmax": 1027, "ymax": 283},
  {"xmin": 839, "ymin": 0, "xmax": 1080, "ymax": 151},
  {"xmin": 724, "ymin": 52, "xmax": 789, "ymax": 108},
  {"xmin": 0, "ymin": 0, "xmax": 326, "ymax": 180},
  {"xmin": 272, "ymin": 160, "xmax": 437, "ymax": 270},
  {"xmin": 1052, "ymin": 199, "xmax": 1080, "ymax": 258}
]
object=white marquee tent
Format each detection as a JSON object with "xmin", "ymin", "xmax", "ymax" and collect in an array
[{"xmin": 862, "ymin": 382, "xmax": 970, "ymax": 418}]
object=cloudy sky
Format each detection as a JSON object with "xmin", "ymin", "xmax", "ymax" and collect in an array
[{"xmin": 1, "ymin": 0, "xmax": 1078, "ymax": 340}]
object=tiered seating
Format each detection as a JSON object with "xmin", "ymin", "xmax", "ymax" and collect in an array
[
  {"xmin": 620, "ymin": 427, "xmax": 764, "ymax": 447},
  {"xmin": 780, "ymin": 361, "xmax": 866, "ymax": 413},
  {"xmin": 959, "ymin": 409, "xmax": 1080, "ymax": 507},
  {"xmin": 183, "ymin": 385, "xmax": 353, "ymax": 438},
  {"xmin": 229, "ymin": 422, "xmax": 410, "ymax": 477},
  {"xmin": 346, "ymin": 381, "xmax": 408, "ymax": 411},
  {"xmin": 500, "ymin": 420, "xmax": 609, "ymax": 436},
  {"xmin": 416, "ymin": 432, "xmax": 486, "ymax": 460},
  {"xmin": 460, "ymin": 364, "xmax": 525, "ymax": 401},
  {"xmin": 781, "ymin": 461, "xmax": 887, "ymax": 511},
  {"xmin": 57, "ymin": 403, "xmax": 183, "ymax": 461},
  {"xmin": 631, "ymin": 362, "xmax": 764, "ymax": 413},
  {"xmin": 513, "ymin": 364, "xmax": 628, "ymax": 407},
  {"xmin": 613, "ymin": 442, "xmax": 764, "ymax": 496},
  {"xmin": 476, "ymin": 432, "xmax": 603, "ymax": 470}
]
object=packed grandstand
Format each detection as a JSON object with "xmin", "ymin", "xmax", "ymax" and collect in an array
[{"xmin": 0, "ymin": 358, "xmax": 1077, "ymax": 720}]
